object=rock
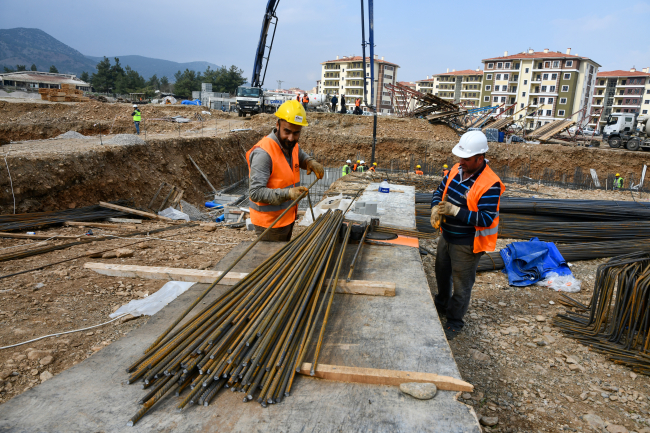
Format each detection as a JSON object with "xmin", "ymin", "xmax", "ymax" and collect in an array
[
  {"xmin": 631, "ymin": 372, "xmax": 638, "ymax": 379},
  {"xmin": 580, "ymin": 392, "xmax": 588, "ymax": 400},
  {"xmin": 462, "ymin": 392, "xmax": 472, "ymax": 399},
  {"xmin": 119, "ymin": 314, "xmax": 138, "ymax": 324},
  {"xmin": 27, "ymin": 349, "xmax": 52, "ymax": 360},
  {"xmin": 607, "ymin": 425, "xmax": 629, "ymax": 433},
  {"xmin": 498, "ymin": 302, "xmax": 507, "ymax": 307},
  {"xmin": 542, "ymin": 334, "xmax": 556, "ymax": 344},
  {"xmin": 564, "ymin": 394, "xmax": 575, "ymax": 403},
  {"xmin": 133, "ymin": 291, "xmax": 148, "ymax": 298},
  {"xmin": 535, "ymin": 315, "xmax": 546, "ymax": 322},
  {"xmin": 102, "ymin": 251, "xmax": 117, "ymax": 259},
  {"xmin": 638, "ymin": 428, "xmax": 650, "ymax": 433},
  {"xmin": 0, "ymin": 370, "xmax": 11, "ymax": 380},
  {"xmin": 39, "ymin": 355, "xmax": 54, "ymax": 366},
  {"xmin": 12, "ymin": 354, "xmax": 26, "ymax": 362},
  {"xmin": 198, "ymin": 261, "xmax": 213, "ymax": 270},
  {"xmin": 30, "ymin": 369, "xmax": 39, "ymax": 376},
  {"xmin": 535, "ymin": 339, "xmax": 547, "ymax": 347},
  {"xmin": 399, "ymin": 382, "xmax": 437, "ymax": 400},
  {"xmin": 34, "ymin": 283, "xmax": 45, "ymax": 289},
  {"xmin": 91, "ymin": 346, "xmax": 103, "ymax": 352},
  {"xmin": 568, "ymin": 364, "xmax": 585, "ymax": 372},
  {"xmin": 39, "ymin": 371, "xmax": 53, "ymax": 382},
  {"xmin": 468, "ymin": 349, "xmax": 490, "ymax": 362},
  {"xmin": 565, "ymin": 356, "xmax": 578, "ymax": 364},
  {"xmin": 480, "ymin": 416, "xmax": 499, "ymax": 426},
  {"xmin": 583, "ymin": 413, "xmax": 605, "ymax": 430},
  {"xmin": 115, "ymin": 248, "xmax": 134, "ymax": 258},
  {"xmin": 202, "ymin": 224, "xmax": 217, "ymax": 232}
]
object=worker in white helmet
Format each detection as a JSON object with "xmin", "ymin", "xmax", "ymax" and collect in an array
[
  {"xmin": 131, "ymin": 104, "xmax": 141, "ymax": 135},
  {"xmin": 358, "ymin": 160, "xmax": 366, "ymax": 173},
  {"xmin": 342, "ymin": 159, "xmax": 352, "ymax": 176},
  {"xmin": 430, "ymin": 130, "xmax": 505, "ymax": 341}
]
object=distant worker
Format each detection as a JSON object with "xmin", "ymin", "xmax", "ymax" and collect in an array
[
  {"xmin": 369, "ymin": 162, "xmax": 377, "ymax": 172},
  {"xmin": 352, "ymin": 160, "xmax": 360, "ymax": 171},
  {"xmin": 614, "ymin": 173, "xmax": 624, "ymax": 190},
  {"xmin": 442, "ymin": 164, "xmax": 449, "ymax": 177},
  {"xmin": 246, "ymin": 100, "xmax": 324, "ymax": 241},
  {"xmin": 415, "ymin": 165, "xmax": 424, "ymax": 175},
  {"xmin": 358, "ymin": 160, "xmax": 366, "ymax": 173},
  {"xmin": 354, "ymin": 98, "xmax": 362, "ymax": 115},
  {"xmin": 430, "ymin": 130, "xmax": 505, "ymax": 341},
  {"xmin": 342, "ymin": 159, "xmax": 352, "ymax": 176},
  {"xmin": 302, "ymin": 93, "xmax": 309, "ymax": 110},
  {"xmin": 330, "ymin": 94, "xmax": 338, "ymax": 113},
  {"xmin": 296, "ymin": 94, "xmax": 300, "ymax": 102},
  {"xmin": 131, "ymin": 105, "xmax": 141, "ymax": 135},
  {"xmin": 340, "ymin": 94, "xmax": 346, "ymax": 113}
]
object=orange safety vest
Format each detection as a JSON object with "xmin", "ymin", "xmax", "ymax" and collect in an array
[
  {"xmin": 442, "ymin": 163, "xmax": 505, "ymax": 253},
  {"xmin": 303, "ymin": 96, "xmax": 309, "ymax": 103},
  {"xmin": 415, "ymin": 170, "xmax": 423, "ymax": 175},
  {"xmin": 355, "ymin": 99, "xmax": 361, "ymax": 107},
  {"xmin": 369, "ymin": 166, "xmax": 375, "ymax": 172},
  {"xmin": 352, "ymin": 163, "xmax": 358, "ymax": 171},
  {"xmin": 443, "ymin": 169, "xmax": 449, "ymax": 177},
  {"xmin": 246, "ymin": 136, "xmax": 301, "ymax": 228}
]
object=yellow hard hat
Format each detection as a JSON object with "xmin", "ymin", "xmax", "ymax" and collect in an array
[
  {"xmin": 357, "ymin": 160, "xmax": 361, "ymax": 163},
  {"xmin": 373, "ymin": 162, "xmax": 377, "ymax": 166},
  {"xmin": 616, "ymin": 173, "xmax": 620, "ymax": 177},
  {"xmin": 275, "ymin": 100, "xmax": 308, "ymax": 126},
  {"xmin": 443, "ymin": 164, "xmax": 448, "ymax": 169},
  {"xmin": 416, "ymin": 165, "xmax": 421, "ymax": 169}
]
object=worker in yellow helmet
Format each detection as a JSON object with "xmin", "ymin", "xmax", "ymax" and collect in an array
[
  {"xmin": 614, "ymin": 173, "xmax": 624, "ymax": 190},
  {"xmin": 369, "ymin": 162, "xmax": 377, "ymax": 172},
  {"xmin": 415, "ymin": 164, "xmax": 424, "ymax": 175},
  {"xmin": 442, "ymin": 164, "xmax": 449, "ymax": 177},
  {"xmin": 246, "ymin": 100, "xmax": 324, "ymax": 241}
]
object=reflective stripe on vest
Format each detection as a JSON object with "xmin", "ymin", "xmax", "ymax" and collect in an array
[
  {"xmin": 442, "ymin": 163, "xmax": 505, "ymax": 253},
  {"xmin": 133, "ymin": 110, "xmax": 141, "ymax": 121},
  {"xmin": 342, "ymin": 165, "xmax": 350, "ymax": 176},
  {"xmin": 246, "ymin": 136, "xmax": 301, "ymax": 228}
]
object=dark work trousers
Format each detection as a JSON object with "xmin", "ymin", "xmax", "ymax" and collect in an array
[
  {"xmin": 331, "ymin": 102, "xmax": 336, "ymax": 112},
  {"xmin": 434, "ymin": 235, "xmax": 484, "ymax": 330},
  {"xmin": 254, "ymin": 222, "xmax": 294, "ymax": 242}
]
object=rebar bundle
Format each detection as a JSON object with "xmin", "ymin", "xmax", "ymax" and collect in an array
[
  {"xmin": 373, "ymin": 225, "xmax": 437, "ymax": 240},
  {"xmin": 125, "ymin": 210, "xmax": 352, "ymax": 426},
  {"xmin": 554, "ymin": 253, "xmax": 650, "ymax": 375}
]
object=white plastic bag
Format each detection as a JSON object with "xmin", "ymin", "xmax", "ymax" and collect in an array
[
  {"xmin": 159, "ymin": 207, "xmax": 190, "ymax": 221},
  {"xmin": 110, "ymin": 281, "xmax": 194, "ymax": 318},
  {"xmin": 535, "ymin": 272, "xmax": 581, "ymax": 293}
]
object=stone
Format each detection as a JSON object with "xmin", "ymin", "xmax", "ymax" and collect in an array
[
  {"xmin": 462, "ymin": 393, "xmax": 472, "ymax": 400},
  {"xmin": 498, "ymin": 302, "xmax": 507, "ymax": 307},
  {"xmin": 565, "ymin": 356, "xmax": 578, "ymax": 364},
  {"xmin": 606, "ymin": 425, "xmax": 629, "ymax": 433},
  {"xmin": 12, "ymin": 354, "xmax": 26, "ymax": 362},
  {"xmin": 469, "ymin": 349, "xmax": 490, "ymax": 362},
  {"xmin": 480, "ymin": 416, "xmax": 499, "ymax": 427},
  {"xmin": 30, "ymin": 369, "xmax": 39, "ymax": 376},
  {"xmin": 569, "ymin": 364, "xmax": 585, "ymax": 372},
  {"xmin": 39, "ymin": 356, "xmax": 54, "ymax": 366},
  {"xmin": 27, "ymin": 350, "xmax": 52, "ymax": 361},
  {"xmin": 631, "ymin": 372, "xmax": 638, "ymax": 379},
  {"xmin": 564, "ymin": 394, "xmax": 575, "ymax": 403},
  {"xmin": 91, "ymin": 346, "xmax": 103, "ymax": 352},
  {"xmin": 399, "ymin": 382, "xmax": 437, "ymax": 400},
  {"xmin": 101, "ymin": 251, "xmax": 117, "ymax": 259},
  {"xmin": 583, "ymin": 413, "xmax": 605, "ymax": 430},
  {"xmin": 115, "ymin": 248, "xmax": 134, "ymax": 258},
  {"xmin": 580, "ymin": 392, "xmax": 588, "ymax": 400},
  {"xmin": 197, "ymin": 261, "xmax": 213, "ymax": 270},
  {"xmin": 119, "ymin": 314, "xmax": 138, "ymax": 324},
  {"xmin": 39, "ymin": 371, "xmax": 53, "ymax": 382},
  {"xmin": 0, "ymin": 370, "xmax": 12, "ymax": 380},
  {"xmin": 542, "ymin": 334, "xmax": 556, "ymax": 344},
  {"xmin": 535, "ymin": 315, "xmax": 546, "ymax": 322},
  {"xmin": 202, "ymin": 224, "xmax": 217, "ymax": 232}
]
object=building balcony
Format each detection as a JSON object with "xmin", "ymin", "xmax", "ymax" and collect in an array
[
  {"xmin": 612, "ymin": 104, "xmax": 641, "ymax": 108},
  {"xmin": 591, "ymin": 104, "xmax": 603, "ymax": 107},
  {"xmin": 616, "ymin": 84, "xmax": 646, "ymax": 88},
  {"xmin": 345, "ymin": 68, "xmax": 364, "ymax": 71},
  {"xmin": 344, "ymin": 85, "xmax": 363, "ymax": 89}
]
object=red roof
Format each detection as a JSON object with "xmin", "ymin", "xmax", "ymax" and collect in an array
[
  {"xmin": 482, "ymin": 51, "xmax": 598, "ymax": 65},
  {"xmin": 434, "ymin": 69, "xmax": 483, "ymax": 76},
  {"xmin": 398, "ymin": 81, "xmax": 416, "ymax": 87},
  {"xmin": 321, "ymin": 56, "xmax": 399, "ymax": 68},
  {"xmin": 597, "ymin": 70, "xmax": 650, "ymax": 77}
]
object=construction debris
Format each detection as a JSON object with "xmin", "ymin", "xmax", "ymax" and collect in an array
[{"xmin": 38, "ymin": 84, "xmax": 90, "ymax": 103}]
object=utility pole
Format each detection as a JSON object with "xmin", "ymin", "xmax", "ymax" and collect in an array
[
  {"xmin": 276, "ymin": 79, "xmax": 284, "ymax": 91},
  {"xmin": 360, "ymin": 0, "xmax": 377, "ymax": 165}
]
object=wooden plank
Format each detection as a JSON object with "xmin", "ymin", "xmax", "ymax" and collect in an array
[
  {"xmin": 107, "ymin": 218, "xmax": 142, "ymax": 224},
  {"xmin": 0, "ymin": 232, "xmax": 81, "ymax": 240},
  {"xmin": 83, "ymin": 263, "xmax": 395, "ymax": 296},
  {"xmin": 99, "ymin": 201, "xmax": 172, "ymax": 221},
  {"xmin": 65, "ymin": 221, "xmax": 137, "ymax": 230},
  {"xmin": 299, "ymin": 362, "xmax": 473, "ymax": 392}
]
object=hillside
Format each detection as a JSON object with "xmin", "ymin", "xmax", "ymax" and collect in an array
[
  {"xmin": 85, "ymin": 55, "xmax": 221, "ymax": 81},
  {"xmin": 0, "ymin": 28, "xmax": 97, "ymax": 75}
]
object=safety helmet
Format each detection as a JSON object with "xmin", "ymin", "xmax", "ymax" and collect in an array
[
  {"xmin": 357, "ymin": 160, "xmax": 361, "ymax": 163},
  {"xmin": 443, "ymin": 164, "xmax": 448, "ymax": 169},
  {"xmin": 416, "ymin": 165, "xmax": 421, "ymax": 169},
  {"xmin": 133, "ymin": 104, "xmax": 138, "ymax": 108},
  {"xmin": 616, "ymin": 173, "xmax": 620, "ymax": 177},
  {"xmin": 346, "ymin": 159, "xmax": 352, "ymax": 164},
  {"xmin": 360, "ymin": 160, "xmax": 365, "ymax": 164},
  {"xmin": 275, "ymin": 100, "xmax": 308, "ymax": 126},
  {"xmin": 452, "ymin": 131, "xmax": 489, "ymax": 158},
  {"xmin": 373, "ymin": 162, "xmax": 377, "ymax": 166}
]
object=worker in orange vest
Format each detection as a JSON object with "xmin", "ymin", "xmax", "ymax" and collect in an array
[
  {"xmin": 369, "ymin": 162, "xmax": 377, "ymax": 172},
  {"xmin": 302, "ymin": 93, "xmax": 309, "ymax": 111},
  {"xmin": 442, "ymin": 164, "xmax": 449, "ymax": 177},
  {"xmin": 415, "ymin": 165, "xmax": 424, "ymax": 175},
  {"xmin": 352, "ymin": 160, "xmax": 360, "ymax": 171},
  {"xmin": 246, "ymin": 100, "xmax": 324, "ymax": 241},
  {"xmin": 430, "ymin": 130, "xmax": 504, "ymax": 341},
  {"xmin": 354, "ymin": 97, "xmax": 362, "ymax": 115}
]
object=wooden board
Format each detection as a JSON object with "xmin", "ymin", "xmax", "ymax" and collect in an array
[
  {"xmin": 99, "ymin": 201, "xmax": 172, "ymax": 221},
  {"xmin": 107, "ymin": 218, "xmax": 142, "ymax": 224},
  {"xmin": 0, "ymin": 232, "xmax": 81, "ymax": 240},
  {"xmin": 83, "ymin": 262, "xmax": 396, "ymax": 297},
  {"xmin": 299, "ymin": 362, "xmax": 473, "ymax": 392},
  {"xmin": 65, "ymin": 221, "xmax": 137, "ymax": 230}
]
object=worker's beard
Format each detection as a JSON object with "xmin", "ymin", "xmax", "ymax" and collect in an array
[{"xmin": 278, "ymin": 135, "xmax": 297, "ymax": 152}]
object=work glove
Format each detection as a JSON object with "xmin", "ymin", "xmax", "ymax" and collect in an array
[
  {"xmin": 430, "ymin": 206, "xmax": 442, "ymax": 230},
  {"xmin": 305, "ymin": 159, "xmax": 324, "ymax": 179},
  {"xmin": 288, "ymin": 186, "xmax": 309, "ymax": 201},
  {"xmin": 438, "ymin": 200, "xmax": 460, "ymax": 217}
]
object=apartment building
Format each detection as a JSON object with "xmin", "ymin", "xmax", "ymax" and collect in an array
[
  {"xmin": 415, "ymin": 69, "xmax": 483, "ymax": 107},
  {"xmin": 393, "ymin": 81, "xmax": 417, "ymax": 113},
  {"xmin": 319, "ymin": 55, "xmax": 400, "ymax": 113},
  {"xmin": 589, "ymin": 68, "xmax": 650, "ymax": 130},
  {"xmin": 480, "ymin": 49, "xmax": 600, "ymax": 129}
]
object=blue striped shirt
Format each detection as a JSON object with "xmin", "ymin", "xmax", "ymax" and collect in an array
[{"xmin": 431, "ymin": 163, "xmax": 502, "ymax": 245}]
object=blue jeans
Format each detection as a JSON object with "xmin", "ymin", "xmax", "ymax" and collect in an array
[{"xmin": 134, "ymin": 121, "xmax": 140, "ymax": 134}]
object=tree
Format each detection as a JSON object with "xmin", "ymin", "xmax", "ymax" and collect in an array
[
  {"xmin": 173, "ymin": 69, "xmax": 202, "ymax": 98},
  {"xmin": 80, "ymin": 71, "xmax": 89, "ymax": 83},
  {"xmin": 3, "ymin": 66, "xmax": 14, "ymax": 73},
  {"xmin": 30, "ymin": 64, "xmax": 37, "ymax": 71},
  {"xmin": 147, "ymin": 74, "xmax": 160, "ymax": 91},
  {"xmin": 202, "ymin": 65, "xmax": 246, "ymax": 94},
  {"xmin": 49, "ymin": 65, "xmax": 58, "ymax": 73},
  {"xmin": 160, "ymin": 76, "xmax": 170, "ymax": 93},
  {"xmin": 91, "ymin": 57, "xmax": 112, "ymax": 92},
  {"xmin": 16, "ymin": 65, "xmax": 27, "ymax": 71},
  {"xmin": 115, "ymin": 65, "xmax": 146, "ymax": 94}
]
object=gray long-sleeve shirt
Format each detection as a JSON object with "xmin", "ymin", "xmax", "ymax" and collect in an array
[{"xmin": 249, "ymin": 129, "xmax": 313, "ymax": 206}]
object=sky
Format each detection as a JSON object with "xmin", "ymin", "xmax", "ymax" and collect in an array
[{"xmin": 2, "ymin": 0, "xmax": 650, "ymax": 89}]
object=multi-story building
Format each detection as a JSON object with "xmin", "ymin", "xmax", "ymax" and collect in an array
[
  {"xmin": 319, "ymin": 55, "xmax": 399, "ymax": 113},
  {"xmin": 480, "ymin": 49, "xmax": 600, "ymax": 129},
  {"xmin": 589, "ymin": 68, "xmax": 650, "ymax": 131},
  {"xmin": 415, "ymin": 69, "xmax": 483, "ymax": 107},
  {"xmin": 393, "ymin": 81, "xmax": 417, "ymax": 113}
]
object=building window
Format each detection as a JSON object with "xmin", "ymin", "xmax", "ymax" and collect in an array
[
  {"xmin": 548, "ymin": 97, "xmax": 554, "ymax": 104},
  {"xmin": 566, "ymin": 60, "xmax": 573, "ymax": 67},
  {"xmin": 540, "ymin": 97, "xmax": 546, "ymax": 104},
  {"xmin": 484, "ymin": 96, "xmax": 490, "ymax": 102},
  {"xmin": 551, "ymin": 73, "xmax": 557, "ymax": 80},
  {"xmin": 522, "ymin": 92, "xmax": 526, "ymax": 97},
  {"xmin": 500, "ymin": 97, "xmax": 506, "ymax": 102},
  {"xmin": 520, "ymin": 103, "xmax": 524, "ymax": 108},
  {"xmin": 544, "ymin": 62, "xmax": 550, "ymax": 68},
  {"xmin": 493, "ymin": 96, "xmax": 498, "ymax": 102},
  {"xmin": 563, "ymin": 73, "xmax": 571, "ymax": 80},
  {"xmin": 550, "ymin": 86, "xmax": 556, "ymax": 92},
  {"xmin": 561, "ymin": 85, "xmax": 569, "ymax": 92},
  {"xmin": 486, "ymin": 74, "xmax": 493, "ymax": 80},
  {"xmin": 645, "ymin": 100, "xmax": 650, "ymax": 104},
  {"xmin": 543, "ymin": 74, "xmax": 549, "ymax": 80},
  {"xmin": 505, "ymin": 62, "xmax": 511, "ymax": 68},
  {"xmin": 487, "ymin": 63, "xmax": 494, "ymax": 69},
  {"xmin": 497, "ymin": 62, "xmax": 503, "ymax": 68},
  {"xmin": 644, "ymin": 110, "xmax": 648, "ymax": 114},
  {"xmin": 541, "ymin": 85, "xmax": 547, "ymax": 92},
  {"xmin": 496, "ymin": 74, "xmax": 501, "ymax": 80},
  {"xmin": 485, "ymin": 85, "xmax": 491, "ymax": 91},
  {"xmin": 494, "ymin": 85, "xmax": 500, "ymax": 91},
  {"xmin": 553, "ymin": 61, "xmax": 560, "ymax": 68},
  {"xmin": 525, "ymin": 68, "xmax": 529, "ymax": 73},
  {"xmin": 503, "ymin": 73, "xmax": 509, "ymax": 80},
  {"xmin": 560, "ymin": 98, "xmax": 567, "ymax": 104},
  {"xmin": 546, "ymin": 110, "xmax": 552, "ymax": 116},
  {"xmin": 524, "ymin": 79, "xmax": 528, "ymax": 85},
  {"xmin": 558, "ymin": 110, "xmax": 565, "ymax": 116}
]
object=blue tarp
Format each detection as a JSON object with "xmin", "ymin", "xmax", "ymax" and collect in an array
[
  {"xmin": 500, "ymin": 237, "xmax": 572, "ymax": 286},
  {"xmin": 181, "ymin": 99, "xmax": 201, "ymax": 106}
]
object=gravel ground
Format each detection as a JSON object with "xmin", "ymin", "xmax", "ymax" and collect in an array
[
  {"xmin": 102, "ymin": 134, "xmax": 145, "ymax": 146},
  {"xmin": 56, "ymin": 131, "xmax": 90, "ymax": 140}
]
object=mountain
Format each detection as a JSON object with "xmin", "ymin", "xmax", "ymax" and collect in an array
[
  {"xmin": 85, "ymin": 55, "xmax": 221, "ymax": 81},
  {"xmin": 0, "ymin": 28, "xmax": 97, "ymax": 75},
  {"xmin": 0, "ymin": 28, "xmax": 221, "ymax": 81}
]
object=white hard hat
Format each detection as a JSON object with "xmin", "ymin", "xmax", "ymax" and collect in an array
[
  {"xmin": 360, "ymin": 160, "xmax": 365, "ymax": 164},
  {"xmin": 346, "ymin": 159, "xmax": 352, "ymax": 164},
  {"xmin": 133, "ymin": 104, "xmax": 138, "ymax": 108},
  {"xmin": 452, "ymin": 131, "xmax": 489, "ymax": 158}
]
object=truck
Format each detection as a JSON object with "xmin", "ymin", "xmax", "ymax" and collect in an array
[
  {"xmin": 603, "ymin": 113, "xmax": 650, "ymax": 151},
  {"xmin": 235, "ymin": 87, "xmax": 330, "ymax": 117}
]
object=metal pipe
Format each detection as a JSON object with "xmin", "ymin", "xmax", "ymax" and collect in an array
[{"xmin": 347, "ymin": 223, "xmax": 370, "ymax": 282}]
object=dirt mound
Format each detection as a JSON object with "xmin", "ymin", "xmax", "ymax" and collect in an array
[{"xmin": 56, "ymin": 131, "xmax": 90, "ymax": 140}]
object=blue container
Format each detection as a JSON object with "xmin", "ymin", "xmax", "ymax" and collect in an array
[
  {"xmin": 205, "ymin": 201, "xmax": 224, "ymax": 209},
  {"xmin": 498, "ymin": 131, "xmax": 505, "ymax": 142},
  {"xmin": 215, "ymin": 215, "xmax": 225, "ymax": 222}
]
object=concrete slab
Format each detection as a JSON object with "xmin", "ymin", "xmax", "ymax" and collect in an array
[
  {"xmin": 0, "ymin": 241, "xmax": 479, "ymax": 433},
  {"xmin": 345, "ymin": 182, "xmax": 416, "ymax": 229}
]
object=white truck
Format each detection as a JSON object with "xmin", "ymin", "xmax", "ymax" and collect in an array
[
  {"xmin": 603, "ymin": 113, "xmax": 650, "ymax": 151},
  {"xmin": 235, "ymin": 86, "xmax": 331, "ymax": 117}
]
